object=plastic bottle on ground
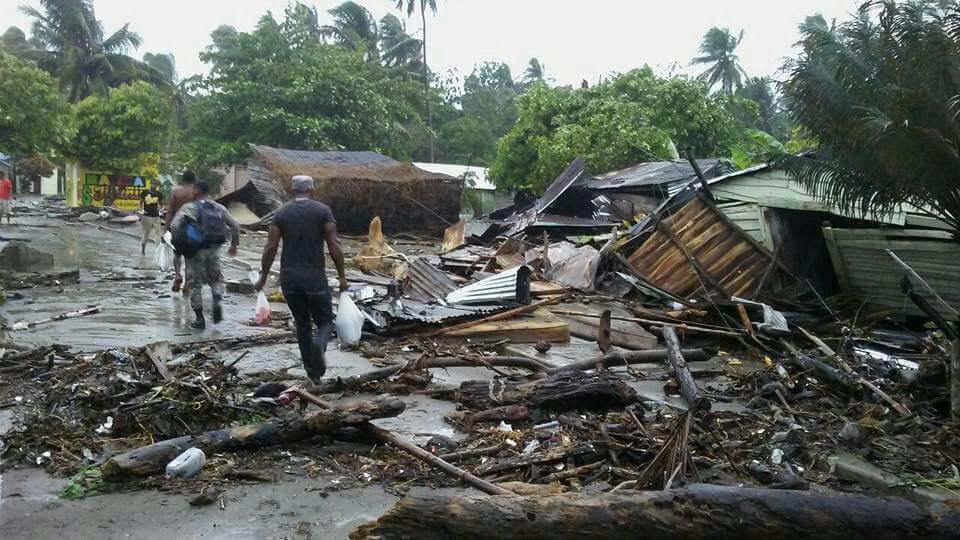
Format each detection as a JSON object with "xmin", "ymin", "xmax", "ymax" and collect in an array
[{"xmin": 165, "ymin": 447, "xmax": 206, "ymax": 479}]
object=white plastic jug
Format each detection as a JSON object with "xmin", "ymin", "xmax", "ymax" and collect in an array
[{"xmin": 165, "ymin": 447, "xmax": 206, "ymax": 479}]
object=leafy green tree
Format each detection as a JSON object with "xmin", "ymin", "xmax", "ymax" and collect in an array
[
  {"xmin": 461, "ymin": 61, "xmax": 519, "ymax": 137},
  {"xmin": 490, "ymin": 68, "xmax": 743, "ymax": 191},
  {"xmin": 320, "ymin": 1, "xmax": 380, "ymax": 62},
  {"xmin": 395, "ymin": 0, "xmax": 439, "ymax": 160},
  {"xmin": 691, "ymin": 27, "xmax": 748, "ymax": 94},
  {"xmin": 20, "ymin": 0, "xmax": 161, "ymax": 102},
  {"xmin": 437, "ymin": 115, "xmax": 496, "ymax": 165},
  {"xmin": 736, "ymin": 76, "xmax": 789, "ymax": 140},
  {"xmin": 186, "ymin": 10, "xmax": 425, "ymax": 166},
  {"xmin": 776, "ymin": 1, "xmax": 960, "ymax": 232},
  {"xmin": 0, "ymin": 52, "xmax": 72, "ymax": 157},
  {"xmin": 62, "ymin": 81, "xmax": 171, "ymax": 172}
]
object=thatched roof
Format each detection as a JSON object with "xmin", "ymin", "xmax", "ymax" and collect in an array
[
  {"xmin": 249, "ymin": 145, "xmax": 458, "ymax": 191},
  {"xmin": 245, "ymin": 144, "xmax": 463, "ymax": 234}
]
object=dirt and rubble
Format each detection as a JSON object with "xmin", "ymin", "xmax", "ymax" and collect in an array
[{"xmin": 3, "ymin": 192, "xmax": 960, "ymax": 538}]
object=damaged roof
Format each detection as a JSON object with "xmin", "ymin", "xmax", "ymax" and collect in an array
[
  {"xmin": 585, "ymin": 159, "xmax": 731, "ymax": 192},
  {"xmin": 621, "ymin": 191, "xmax": 800, "ymax": 302}
]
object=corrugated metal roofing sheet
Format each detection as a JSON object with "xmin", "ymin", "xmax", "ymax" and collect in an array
[
  {"xmin": 587, "ymin": 159, "xmax": 730, "ymax": 191},
  {"xmin": 370, "ymin": 299, "xmax": 506, "ymax": 323},
  {"xmin": 405, "ymin": 257, "xmax": 459, "ymax": 303},
  {"xmin": 446, "ymin": 265, "xmax": 531, "ymax": 305}
]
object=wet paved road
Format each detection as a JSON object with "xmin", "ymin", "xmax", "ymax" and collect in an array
[{"xmin": 2, "ymin": 218, "xmax": 275, "ymax": 351}]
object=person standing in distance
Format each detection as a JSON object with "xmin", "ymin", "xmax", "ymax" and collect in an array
[
  {"xmin": 0, "ymin": 171, "xmax": 13, "ymax": 225},
  {"xmin": 139, "ymin": 181, "xmax": 163, "ymax": 255},
  {"xmin": 255, "ymin": 175, "xmax": 347, "ymax": 382}
]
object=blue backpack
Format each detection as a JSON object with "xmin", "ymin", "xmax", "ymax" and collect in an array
[{"xmin": 173, "ymin": 201, "xmax": 227, "ymax": 256}]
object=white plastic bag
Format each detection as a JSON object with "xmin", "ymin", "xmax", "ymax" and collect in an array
[
  {"xmin": 254, "ymin": 291, "xmax": 271, "ymax": 325},
  {"xmin": 335, "ymin": 292, "xmax": 365, "ymax": 346},
  {"xmin": 250, "ymin": 271, "xmax": 272, "ymax": 326},
  {"xmin": 153, "ymin": 231, "xmax": 175, "ymax": 272}
]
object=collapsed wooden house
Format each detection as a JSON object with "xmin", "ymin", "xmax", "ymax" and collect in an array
[{"xmin": 244, "ymin": 145, "xmax": 463, "ymax": 234}]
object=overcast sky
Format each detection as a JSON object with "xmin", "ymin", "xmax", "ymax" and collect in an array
[{"xmin": 3, "ymin": 0, "xmax": 864, "ymax": 85}]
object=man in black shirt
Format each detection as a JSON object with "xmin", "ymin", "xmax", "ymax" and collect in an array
[
  {"xmin": 139, "ymin": 183, "xmax": 164, "ymax": 255},
  {"xmin": 255, "ymin": 175, "xmax": 347, "ymax": 382}
]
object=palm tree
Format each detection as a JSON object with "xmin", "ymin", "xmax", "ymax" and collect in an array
[
  {"xmin": 395, "ymin": 0, "xmax": 439, "ymax": 161},
  {"xmin": 775, "ymin": 1, "xmax": 960, "ymax": 233},
  {"xmin": 20, "ymin": 0, "xmax": 157, "ymax": 102},
  {"xmin": 320, "ymin": 1, "xmax": 380, "ymax": 61},
  {"xmin": 379, "ymin": 14, "xmax": 422, "ymax": 70},
  {"xmin": 691, "ymin": 27, "xmax": 748, "ymax": 94},
  {"xmin": 523, "ymin": 58, "xmax": 545, "ymax": 82},
  {"xmin": 736, "ymin": 76, "xmax": 788, "ymax": 139},
  {"xmin": 143, "ymin": 52, "xmax": 194, "ymax": 129}
]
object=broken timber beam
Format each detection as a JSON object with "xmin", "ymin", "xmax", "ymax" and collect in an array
[{"xmin": 662, "ymin": 326, "xmax": 710, "ymax": 413}]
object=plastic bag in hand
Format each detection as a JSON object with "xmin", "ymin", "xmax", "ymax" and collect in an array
[
  {"xmin": 153, "ymin": 231, "xmax": 175, "ymax": 272},
  {"xmin": 250, "ymin": 270, "xmax": 272, "ymax": 325},
  {"xmin": 254, "ymin": 291, "xmax": 272, "ymax": 326},
  {"xmin": 335, "ymin": 292, "xmax": 365, "ymax": 346}
]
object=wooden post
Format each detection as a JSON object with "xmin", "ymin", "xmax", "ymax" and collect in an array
[{"xmin": 661, "ymin": 326, "xmax": 711, "ymax": 413}]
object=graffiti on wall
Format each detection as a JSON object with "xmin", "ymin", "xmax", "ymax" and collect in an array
[{"xmin": 81, "ymin": 174, "xmax": 151, "ymax": 211}]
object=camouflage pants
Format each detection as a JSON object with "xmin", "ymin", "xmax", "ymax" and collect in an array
[{"xmin": 185, "ymin": 247, "xmax": 224, "ymax": 310}]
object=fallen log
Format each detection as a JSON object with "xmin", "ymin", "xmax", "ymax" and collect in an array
[
  {"xmin": 102, "ymin": 397, "xmax": 405, "ymax": 479},
  {"xmin": 456, "ymin": 371, "xmax": 637, "ymax": 412},
  {"xmin": 545, "ymin": 348, "xmax": 712, "ymax": 374},
  {"xmin": 351, "ymin": 484, "xmax": 960, "ymax": 539},
  {"xmin": 662, "ymin": 326, "xmax": 710, "ymax": 413},
  {"xmin": 305, "ymin": 356, "xmax": 555, "ymax": 394},
  {"xmin": 789, "ymin": 355, "xmax": 858, "ymax": 393}
]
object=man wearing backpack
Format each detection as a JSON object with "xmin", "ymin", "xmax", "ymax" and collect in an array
[{"xmin": 169, "ymin": 181, "xmax": 240, "ymax": 329}]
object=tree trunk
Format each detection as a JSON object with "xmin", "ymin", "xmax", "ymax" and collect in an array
[
  {"xmin": 351, "ymin": 485, "xmax": 960, "ymax": 540},
  {"xmin": 456, "ymin": 371, "xmax": 637, "ymax": 412},
  {"xmin": 102, "ymin": 397, "xmax": 405, "ymax": 479}
]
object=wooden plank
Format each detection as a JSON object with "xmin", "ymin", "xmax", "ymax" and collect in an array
[
  {"xmin": 655, "ymin": 217, "xmax": 730, "ymax": 299},
  {"xmin": 446, "ymin": 309, "xmax": 571, "ymax": 343}
]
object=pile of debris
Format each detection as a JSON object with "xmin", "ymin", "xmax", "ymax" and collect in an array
[{"xmin": 4, "ymin": 156, "xmax": 960, "ymax": 536}]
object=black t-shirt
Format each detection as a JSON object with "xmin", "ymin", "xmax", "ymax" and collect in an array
[
  {"xmin": 274, "ymin": 199, "xmax": 335, "ymax": 284},
  {"xmin": 141, "ymin": 188, "xmax": 163, "ymax": 217}
]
